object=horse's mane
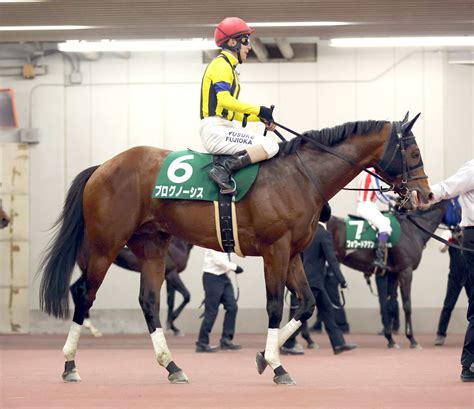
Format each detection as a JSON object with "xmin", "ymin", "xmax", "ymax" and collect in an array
[{"xmin": 277, "ymin": 120, "xmax": 388, "ymax": 157}]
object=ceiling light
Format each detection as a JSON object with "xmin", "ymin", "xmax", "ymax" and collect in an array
[
  {"xmin": 330, "ymin": 36, "xmax": 474, "ymax": 47},
  {"xmin": 0, "ymin": 25, "xmax": 92, "ymax": 31},
  {"xmin": 58, "ymin": 39, "xmax": 219, "ymax": 53},
  {"xmin": 249, "ymin": 21, "xmax": 353, "ymax": 27}
]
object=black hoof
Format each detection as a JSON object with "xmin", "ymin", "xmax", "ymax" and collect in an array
[{"xmin": 255, "ymin": 351, "xmax": 268, "ymax": 375}]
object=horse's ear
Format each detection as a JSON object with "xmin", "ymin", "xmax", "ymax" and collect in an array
[
  {"xmin": 401, "ymin": 111, "xmax": 410, "ymax": 124},
  {"xmin": 402, "ymin": 112, "xmax": 421, "ymax": 135}
]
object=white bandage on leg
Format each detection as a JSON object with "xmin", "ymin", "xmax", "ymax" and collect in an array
[
  {"xmin": 246, "ymin": 144, "xmax": 269, "ymax": 163},
  {"xmin": 278, "ymin": 318, "xmax": 302, "ymax": 347},
  {"xmin": 264, "ymin": 328, "xmax": 281, "ymax": 370},
  {"xmin": 63, "ymin": 322, "xmax": 82, "ymax": 361},
  {"xmin": 150, "ymin": 328, "xmax": 173, "ymax": 368}
]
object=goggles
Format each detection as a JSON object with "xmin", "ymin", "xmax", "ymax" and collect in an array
[{"xmin": 239, "ymin": 35, "xmax": 251, "ymax": 46}]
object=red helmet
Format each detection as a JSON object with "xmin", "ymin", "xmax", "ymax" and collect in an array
[{"xmin": 214, "ymin": 17, "xmax": 254, "ymax": 47}]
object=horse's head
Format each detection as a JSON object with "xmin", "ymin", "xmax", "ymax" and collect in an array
[
  {"xmin": 375, "ymin": 112, "xmax": 431, "ymax": 210},
  {"xmin": 0, "ymin": 204, "xmax": 10, "ymax": 229}
]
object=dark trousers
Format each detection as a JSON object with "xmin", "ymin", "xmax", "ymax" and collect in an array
[
  {"xmin": 197, "ymin": 272, "xmax": 237, "ymax": 345},
  {"xmin": 461, "ymin": 228, "xmax": 474, "ymax": 369},
  {"xmin": 437, "ymin": 246, "xmax": 470, "ymax": 336},
  {"xmin": 284, "ymin": 287, "xmax": 345, "ymax": 349},
  {"xmin": 315, "ymin": 273, "xmax": 350, "ymax": 332}
]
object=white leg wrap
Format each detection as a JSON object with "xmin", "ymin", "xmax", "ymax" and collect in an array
[
  {"xmin": 63, "ymin": 322, "xmax": 82, "ymax": 361},
  {"xmin": 278, "ymin": 318, "xmax": 302, "ymax": 347},
  {"xmin": 264, "ymin": 328, "xmax": 281, "ymax": 370},
  {"xmin": 150, "ymin": 328, "xmax": 173, "ymax": 368}
]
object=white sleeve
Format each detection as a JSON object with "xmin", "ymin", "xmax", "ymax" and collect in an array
[
  {"xmin": 431, "ymin": 161, "xmax": 474, "ymax": 202},
  {"xmin": 208, "ymin": 250, "xmax": 238, "ymax": 273}
]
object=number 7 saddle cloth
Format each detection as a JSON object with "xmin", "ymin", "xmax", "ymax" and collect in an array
[{"xmin": 344, "ymin": 213, "xmax": 401, "ymax": 250}]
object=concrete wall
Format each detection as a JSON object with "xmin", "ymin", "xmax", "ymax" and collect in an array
[{"xmin": 1, "ymin": 42, "xmax": 472, "ymax": 334}]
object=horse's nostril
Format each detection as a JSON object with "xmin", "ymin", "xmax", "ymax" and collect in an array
[{"xmin": 428, "ymin": 192, "xmax": 434, "ymax": 201}]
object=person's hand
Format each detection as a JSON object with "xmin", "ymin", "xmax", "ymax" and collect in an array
[
  {"xmin": 259, "ymin": 106, "xmax": 274, "ymax": 124},
  {"xmin": 235, "ymin": 266, "xmax": 244, "ymax": 274},
  {"xmin": 340, "ymin": 281, "xmax": 348, "ymax": 289},
  {"xmin": 265, "ymin": 122, "xmax": 276, "ymax": 132}
]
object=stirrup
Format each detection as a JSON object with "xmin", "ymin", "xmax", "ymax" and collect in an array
[{"xmin": 219, "ymin": 177, "xmax": 236, "ymax": 195}]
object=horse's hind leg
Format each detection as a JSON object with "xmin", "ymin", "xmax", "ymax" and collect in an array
[
  {"xmin": 128, "ymin": 234, "xmax": 189, "ymax": 384},
  {"xmin": 70, "ymin": 275, "xmax": 102, "ymax": 337},
  {"xmin": 399, "ymin": 268, "xmax": 421, "ymax": 349},
  {"xmin": 63, "ymin": 252, "xmax": 112, "ymax": 382},
  {"xmin": 166, "ymin": 270, "xmax": 190, "ymax": 336}
]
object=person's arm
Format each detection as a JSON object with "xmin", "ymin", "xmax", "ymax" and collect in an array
[
  {"xmin": 212, "ymin": 59, "xmax": 260, "ymax": 117},
  {"xmin": 431, "ymin": 161, "xmax": 474, "ymax": 202},
  {"xmin": 208, "ymin": 250, "xmax": 238, "ymax": 272},
  {"xmin": 320, "ymin": 229, "xmax": 346, "ymax": 285}
]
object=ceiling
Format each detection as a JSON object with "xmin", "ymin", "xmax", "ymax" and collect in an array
[{"xmin": 0, "ymin": 0, "xmax": 473, "ymax": 43}]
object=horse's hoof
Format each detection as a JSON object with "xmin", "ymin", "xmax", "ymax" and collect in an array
[
  {"xmin": 387, "ymin": 342, "xmax": 400, "ymax": 349},
  {"xmin": 173, "ymin": 330, "xmax": 185, "ymax": 337},
  {"xmin": 255, "ymin": 351, "xmax": 268, "ymax": 375},
  {"xmin": 62, "ymin": 369, "xmax": 81, "ymax": 383},
  {"xmin": 168, "ymin": 370, "xmax": 189, "ymax": 384},
  {"xmin": 410, "ymin": 343, "xmax": 422, "ymax": 350},
  {"xmin": 273, "ymin": 373, "xmax": 296, "ymax": 385}
]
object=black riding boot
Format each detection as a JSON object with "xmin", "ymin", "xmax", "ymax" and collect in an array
[
  {"xmin": 208, "ymin": 151, "xmax": 252, "ymax": 194},
  {"xmin": 373, "ymin": 232, "xmax": 389, "ymax": 270}
]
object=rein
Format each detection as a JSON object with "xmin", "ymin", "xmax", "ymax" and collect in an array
[
  {"xmin": 272, "ymin": 121, "xmax": 420, "ymax": 201},
  {"xmin": 406, "ymin": 215, "xmax": 474, "ymax": 252}
]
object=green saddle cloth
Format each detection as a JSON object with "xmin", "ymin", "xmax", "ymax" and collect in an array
[
  {"xmin": 152, "ymin": 150, "xmax": 259, "ymax": 202},
  {"xmin": 344, "ymin": 212, "xmax": 401, "ymax": 250}
]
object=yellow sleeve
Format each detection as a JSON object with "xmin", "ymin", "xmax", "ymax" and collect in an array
[
  {"xmin": 233, "ymin": 112, "xmax": 261, "ymax": 122},
  {"xmin": 211, "ymin": 58, "xmax": 260, "ymax": 117},
  {"xmin": 217, "ymin": 91, "xmax": 260, "ymax": 117}
]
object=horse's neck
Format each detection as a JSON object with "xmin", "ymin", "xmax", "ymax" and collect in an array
[
  {"xmin": 298, "ymin": 131, "xmax": 387, "ymax": 201},
  {"xmin": 403, "ymin": 205, "xmax": 445, "ymax": 245}
]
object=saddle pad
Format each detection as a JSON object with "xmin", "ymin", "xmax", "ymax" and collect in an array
[
  {"xmin": 344, "ymin": 212, "xmax": 401, "ymax": 249},
  {"xmin": 152, "ymin": 150, "xmax": 259, "ymax": 202}
]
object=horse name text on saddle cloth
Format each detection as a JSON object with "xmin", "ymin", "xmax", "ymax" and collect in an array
[
  {"xmin": 344, "ymin": 213, "xmax": 401, "ymax": 250},
  {"xmin": 152, "ymin": 150, "xmax": 259, "ymax": 202}
]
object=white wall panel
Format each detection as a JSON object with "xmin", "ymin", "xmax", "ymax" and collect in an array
[
  {"xmin": 90, "ymin": 86, "xmax": 129, "ymax": 164},
  {"xmin": 65, "ymin": 86, "xmax": 92, "ymax": 182}
]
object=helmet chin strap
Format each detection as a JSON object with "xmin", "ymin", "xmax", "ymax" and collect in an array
[{"xmin": 222, "ymin": 42, "xmax": 243, "ymax": 63}]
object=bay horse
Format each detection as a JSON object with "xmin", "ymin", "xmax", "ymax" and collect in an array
[
  {"xmin": 0, "ymin": 199, "xmax": 10, "ymax": 229},
  {"xmin": 39, "ymin": 115, "xmax": 431, "ymax": 385},
  {"xmin": 327, "ymin": 200, "xmax": 448, "ymax": 349},
  {"xmin": 71, "ymin": 238, "xmax": 193, "ymax": 336}
]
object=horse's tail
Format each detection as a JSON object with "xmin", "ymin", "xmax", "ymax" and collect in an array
[{"xmin": 39, "ymin": 165, "xmax": 99, "ymax": 319}]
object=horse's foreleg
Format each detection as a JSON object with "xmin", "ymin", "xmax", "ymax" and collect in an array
[
  {"xmin": 258, "ymin": 242, "xmax": 295, "ymax": 385},
  {"xmin": 375, "ymin": 274, "xmax": 398, "ymax": 349},
  {"xmin": 129, "ymin": 236, "xmax": 189, "ymax": 384},
  {"xmin": 399, "ymin": 268, "xmax": 421, "ymax": 349},
  {"xmin": 280, "ymin": 255, "xmax": 315, "ymax": 345}
]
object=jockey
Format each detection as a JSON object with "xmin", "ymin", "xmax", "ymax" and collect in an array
[
  {"xmin": 200, "ymin": 17, "xmax": 279, "ymax": 194},
  {"xmin": 356, "ymin": 168, "xmax": 392, "ymax": 269}
]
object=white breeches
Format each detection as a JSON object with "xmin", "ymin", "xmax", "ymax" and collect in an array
[
  {"xmin": 356, "ymin": 201, "xmax": 392, "ymax": 235},
  {"xmin": 200, "ymin": 117, "xmax": 279, "ymax": 158}
]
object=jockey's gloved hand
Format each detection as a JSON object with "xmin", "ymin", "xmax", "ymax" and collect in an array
[
  {"xmin": 235, "ymin": 266, "xmax": 244, "ymax": 274},
  {"xmin": 341, "ymin": 281, "xmax": 348, "ymax": 289},
  {"xmin": 259, "ymin": 106, "xmax": 274, "ymax": 123}
]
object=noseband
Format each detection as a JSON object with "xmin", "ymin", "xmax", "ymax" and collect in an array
[{"xmin": 377, "ymin": 121, "xmax": 427, "ymax": 203}]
